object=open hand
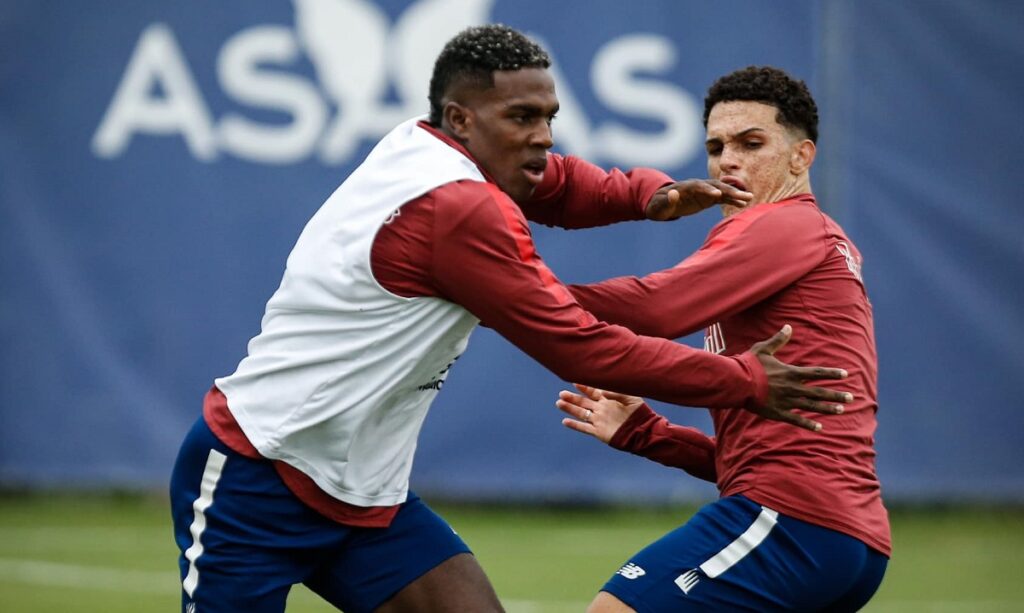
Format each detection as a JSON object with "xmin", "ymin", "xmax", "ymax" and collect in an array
[
  {"xmin": 555, "ymin": 383, "xmax": 645, "ymax": 444},
  {"xmin": 748, "ymin": 325, "xmax": 853, "ymax": 432},
  {"xmin": 645, "ymin": 179, "xmax": 754, "ymax": 220}
]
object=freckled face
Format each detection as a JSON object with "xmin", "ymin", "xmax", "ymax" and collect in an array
[
  {"xmin": 451, "ymin": 68, "xmax": 558, "ymax": 203},
  {"xmin": 705, "ymin": 101, "xmax": 804, "ymax": 215}
]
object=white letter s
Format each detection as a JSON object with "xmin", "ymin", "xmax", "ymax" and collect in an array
[
  {"xmin": 217, "ymin": 26, "xmax": 327, "ymax": 164},
  {"xmin": 591, "ymin": 35, "xmax": 701, "ymax": 168}
]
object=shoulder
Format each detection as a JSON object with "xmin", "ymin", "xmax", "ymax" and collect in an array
[{"xmin": 427, "ymin": 180, "xmax": 527, "ymax": 233}]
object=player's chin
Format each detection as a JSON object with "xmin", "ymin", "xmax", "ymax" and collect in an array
[
  {"xmin": 720, "ymin": 203, "xmax": 748, "ymax": 218},
  {"xmin": 503, "ymin": 179, "xmax": 536, "ymax": 204}
]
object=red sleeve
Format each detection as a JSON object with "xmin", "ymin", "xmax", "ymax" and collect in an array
[
  {"xmin": 518, "ymin": 154, "xmax": 671, "ymax": 228},
  {"xmin": 426, "ymin": 180, "xmax": 768, "ymax": 410},
  {"xmin": 608, "ymin": 403, "xmax": 717, "ymax": 483},
  {"xmin": 568, "ymin": 200, "xmax": 828, "ymax": 339}
]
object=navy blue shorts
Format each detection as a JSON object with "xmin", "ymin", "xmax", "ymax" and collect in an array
[
  {"xmin": 169, "ymin": 416, "xmax": 471, "ymax": 613},
  {"xmin": 602, "ymin": 495, "xmax": 888, "ymax": 612}
]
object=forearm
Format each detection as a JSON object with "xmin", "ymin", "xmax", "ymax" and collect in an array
[
  {"xmin": 568, "ymin": 274, "xmax": 708, "ymax": 339},
  {"xmin": 609, "ymin": 403, "xmax": 717, "ymax": 483},
  {"xmin": 466, "ymin": 290, "xmax": 768, "ymax": 409},
  {"xmin": 521, "ymin": 154, "xmax": 670, "ymax": 228},
  {"xmin": 432, "ymin": 191, "xmax": 767, "ymax": 409}
]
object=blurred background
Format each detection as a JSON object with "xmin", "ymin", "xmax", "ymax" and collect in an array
[{"xmin": 2, "ymin": 0, "xmax": 1023, "ymax": 611}]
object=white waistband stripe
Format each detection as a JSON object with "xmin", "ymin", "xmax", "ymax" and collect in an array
[
  {"xmin": 182, "ymin": 449, "xmax": 227, "ymax": 598},
  {"xmin": 699, "ymin": 506, "xmax": 779, "ymax": 579}
]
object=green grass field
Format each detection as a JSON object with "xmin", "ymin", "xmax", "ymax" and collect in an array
[{"xmin": 1, "ymin": 494, "xmax": 1022, "ymax": 612}]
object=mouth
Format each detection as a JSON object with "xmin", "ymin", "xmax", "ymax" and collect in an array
[
  {"xmin": 720, "ymin": 175, "xmax": 749, "ymax": 192},
  {"xmin": 521, "ymin": 157, "xmax": 548, "ymax": 186}
]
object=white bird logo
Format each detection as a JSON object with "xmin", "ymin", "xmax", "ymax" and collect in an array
[{"xmin": 293, "ymin": 0, "xmax": 495, "ymax": 162}]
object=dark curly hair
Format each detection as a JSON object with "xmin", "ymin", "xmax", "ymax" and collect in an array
[
  {"xmin": 703, "ymin": 66, "xmax": 818, "ymax": 143},
  {"xmin": 428, "ymin": 24, "xmax": 551, "ymax": 126}
]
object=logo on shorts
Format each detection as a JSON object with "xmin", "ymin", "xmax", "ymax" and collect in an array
[
  {"xmin": 675, "ymin": 569, "xmax": 701, "ymax": 594},
  {"xmin": 185, "ymin": 602, "xmax": 197, "ymax": 613},
  {"xmin": 616, "ymin": 562, "xmax": 646, "ymax": 579}
]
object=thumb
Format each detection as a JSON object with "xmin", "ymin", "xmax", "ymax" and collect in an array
[
  {"xmin": 666, "ymin": 188, "xmax": 680, "ymax": 207},
  {"xmin": 574, "ymin": 383, "xmax": 602, "ymax": 401},
  {"xmin": 601, "ymin": 389, "xmax": 636, "ymax": 404},
  {"xmin": 755, "ymin": 324, "xmax": 792, "ymax": 356}
]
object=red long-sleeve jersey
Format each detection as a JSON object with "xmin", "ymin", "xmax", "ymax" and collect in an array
[
  {"xmin": 210, "ymin": 122, "xmax": 771, "ymax": 528},
  {"xmin": 369, "ymin": 122, "xmax": 768, "ymax": 410},
  {"xmin": 574, "ymin": 195, "xmax": 891, "ymax": 556}
]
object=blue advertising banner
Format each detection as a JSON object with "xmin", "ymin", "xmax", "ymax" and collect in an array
[{"xmin": 2, "ymin": 0, "xmax": 1022, "ymax": 501}]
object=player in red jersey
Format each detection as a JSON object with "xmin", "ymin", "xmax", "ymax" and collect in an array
[
  {"xmin": 171, "ymin": 26, "xmax": 856, "ymax": 611},
  {"xmin": 557, "ymin": 66, "xmax": 890, "ymax": 612}
]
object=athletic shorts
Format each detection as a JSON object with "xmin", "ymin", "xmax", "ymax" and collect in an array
[
  {"xmin": 601, "ymin": 495, "xmax": 888, "ymax": 612},
  {"xmin": 169, "ymin": 416, "xmax": 471, "ymax": 613}
]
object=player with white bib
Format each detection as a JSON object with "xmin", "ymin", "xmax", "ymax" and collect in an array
[{"xmin": 170, "ymin": 28, "xmax": 852, "ymax": 612}]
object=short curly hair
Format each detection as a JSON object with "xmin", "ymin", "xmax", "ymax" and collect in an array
[
  {"xmin": 428, "ymin": 24, "xmax": 551, "ymax": 126},
  {"xmin": 703, "ymin": 66, "xmax": 818, "ymax": 143}
]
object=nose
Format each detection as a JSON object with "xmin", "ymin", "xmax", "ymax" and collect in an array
[
  {"xmin": 718, "ymin": 145, "xmax": 740, "ymax": 173},
  {"xmin": 531, "ymin": 121, "xmax": 554, "ymax": 149}
]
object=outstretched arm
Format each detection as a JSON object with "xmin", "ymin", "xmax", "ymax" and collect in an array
[
  {"xmin": 644, "ymin": 179, "xmax": 752, "ymax": 221},
  {"xmin": 556, "ymin": 384, "xmax": 717, "ymax": 483},
  {"xmin": 521, "ymin": 155, "xmax": 751, "ymax": 228},
  {"xmin": 376, "ymin": 182, "xmax": 850, "ymax": 426}
]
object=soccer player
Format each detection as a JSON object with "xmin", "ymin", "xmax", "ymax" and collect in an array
[
  {"xmin": 169, "ymin": 27, "xmax": 852, "ymax": 612},
  {"xmin": 557, "ymin": 66, "xmax": 890, "ymax": 612}
]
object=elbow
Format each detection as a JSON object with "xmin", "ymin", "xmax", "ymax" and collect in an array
[{"xmin": 635, "ymin": 320, "xmax": 687, "ymax": 341}]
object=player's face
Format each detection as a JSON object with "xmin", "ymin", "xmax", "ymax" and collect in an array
[
  {"xmin": 450, "ymin": 68, "xmax": 558, "ymax": 203},
  {"xmin": 705, "ymin": 100, "xmax": 807, "ymax": 216}
]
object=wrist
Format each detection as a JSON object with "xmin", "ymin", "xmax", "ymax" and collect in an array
[
  {"xmin": 735, "ymin": 352, "xmax": 769, "ymax": 409},
  {"xmin": 608, "ymin": 402, "xmax": 657, "ymax": 450}
]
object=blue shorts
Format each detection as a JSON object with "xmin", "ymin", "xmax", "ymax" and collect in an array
[
  {"xmin": 602, "ymin": 495, "xmax": 888, "ymax": 612},
  {"xmin": 169, "ymin": 416, "xmax": 471, "ymax": 613}
]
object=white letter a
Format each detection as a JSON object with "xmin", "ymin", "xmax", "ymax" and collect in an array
[{"xmin": 92, "ymin": 23, "xmax": 217, "ymax": 160}]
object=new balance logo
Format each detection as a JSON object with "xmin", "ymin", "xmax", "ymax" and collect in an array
[
  {"xmin": 616, "ymin": 562, "xmax": 646, "ymax": 579},
  {"xmin": 675, "ymin": 569, "xmax": 701, "ymax": 594}
]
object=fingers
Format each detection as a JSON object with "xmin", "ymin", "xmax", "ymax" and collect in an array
[
  {"xmin": 752, "ymin": 324, "xmax": 792, "ymax": 356},
  {"xmin": 573, "ymin": 383, "xmax": 602, "ymax": 401},
  {"xmin": 556, "ymin": 395, "xmax": 589, "ymax": 420},
  {"xmin": 557, "ymin": 391, "xmax": 599, "ymax": 423},
  {"xmin": 787, "ymin": 366, "xmax": 850, "ymax": 382},
  {"xmin": 771, "ymin": 410, "xmax": 823, "ymax": 432},
  {"xmin": 788, "ymin": 396, "xmax": 846, "ymax": 415},
  {"xmin": 707, "ymin": 179, "xmax": 753, "ymax": 204},
  {"xmin": 561, "ymin": 417, "xmax": 597, "ymax": 437},
  {"xmin": 787, "ymin": 382, "xmax": 853, "ymax": 404}
]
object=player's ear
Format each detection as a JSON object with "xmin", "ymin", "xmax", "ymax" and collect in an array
[
  {"xmin": 790, "ymin": 139, "xmax": 816, "ymax": 174},
  {"xmin": 443, "ymin": 101, "xmax": 472, "ymax": 140}
]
